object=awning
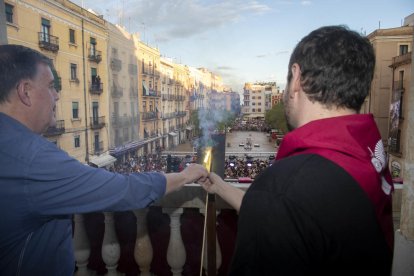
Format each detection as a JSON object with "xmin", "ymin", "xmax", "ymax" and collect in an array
[
  {"xmin": 169, "ymin": 132, "xmax": 178, "ymax": 137},
  {"xmin": 90, "ymin": 153, "xmax": 117, "ymax": 168},
  {"xmin": 186, "ymin": 126, "xmax": 193, "ymax": 131}
]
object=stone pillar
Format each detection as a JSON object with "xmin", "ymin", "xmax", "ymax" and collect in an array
[
  {"xmin": 164, "ymin": 208, "xmax": 186, "ymax": 276},
  {"xmin": 101, "ymin": 212, "xmax": 120, "ymax": 276},
  {"xmin": 392, "ymin": 38, "xmax": 414, "ymax": 276},
  {"xmin": 73, "ymin": 214, "xmax": 91, "ymax": 276},
  {"xmin": 133, "ymin": 209, "xmax": 153, "ymax": 276}
]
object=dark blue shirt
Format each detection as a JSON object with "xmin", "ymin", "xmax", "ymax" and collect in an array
[{"xmin": 0, "ymin": 113, "xmax": 166, "ymax": 275}]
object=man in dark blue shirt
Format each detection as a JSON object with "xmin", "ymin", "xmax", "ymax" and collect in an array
[{"xmin": 0, "ymin": 44, "xmax": 208, "ymax": 275}]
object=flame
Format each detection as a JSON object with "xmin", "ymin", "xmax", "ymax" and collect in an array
[{"xmin": 203, "ymin": 147, "xmax": 212, "ymax": 173}]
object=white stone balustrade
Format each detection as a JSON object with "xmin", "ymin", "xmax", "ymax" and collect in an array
[{"xmin": 72, "ymin": 183, "xmax": 249, "ymax": 276}]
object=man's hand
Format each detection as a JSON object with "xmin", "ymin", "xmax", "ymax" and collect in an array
[
  {"xmin": 199, "ymin": 172, "xmax": 224, "ymax": 194},
  {"xmin": 181, "ymin": 163, "xmax": 209, "ymax": 184},
  {"xmin": 164, "ymin": 164, "xmax": 209, "ymax": 194},
  {"xmin": 200, "ymin": 172, "xmax": 245, "ymax": 212}
]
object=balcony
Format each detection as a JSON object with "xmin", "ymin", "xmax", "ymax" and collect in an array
[
  {"xmin": 162, "ymin": 93, "xmax": 168, "ymax": 101},
  {"xmin": 88, "ymin": 49, "xmax": 102, "ymax": 63},
  {"xmin": 72, "ymin": 183, "xmax": 245, "ymax": 276},
  {"xmin": 128, "ymin": 64, "xmax": 138, "ymax": 75},
  {"xmin": 176, "ymin": 111, "xmax": 187, "ymax": 117},
  {"xmin": 111, "ymin": 58, "xmax": 122, "ymax": 72},
  {"xmin": 390, "ymin": 51, "xmax": 412, "ymax": 69},
  {"xmin": 161, "ymin": 112, "xmax": 174, "ymax": 120},
  {"xmin": 89, "ymin": 82, "xmax": 103, "ymax": 95},
  {"xmin": 111, "ymin": 85, "xmax": 124, "ymax": 98},
  {"xmin": 143, "ymin": 89, "xmax": 161, "ymax": 98},
  {"xmin": 141, "ymin": 112, "xmax": 157, "ymax": 121},
  {"xmin": 43, "ymin": 120, "xmax": 65, "ymax": 137},
  {"xmin": 38, "ymin": 32, "xmax": 59, "ymax": 53},
  {"xmin": 90, "ymin": 116, "xmax": 106, "ymax": 129}
]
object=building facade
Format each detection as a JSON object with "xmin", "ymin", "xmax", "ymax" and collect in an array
[
  {"xmin": 365, "ymin": 25, "xmax": 413, "ymax": 144},
  {"xmin": 242, "ymin": 82, "xmax": 277, "ymax": 119},
  {"xmin": 6, "ymin": 0, "xmax": 110, "ymax": 164}
]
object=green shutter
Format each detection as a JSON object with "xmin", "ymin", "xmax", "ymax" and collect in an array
[
  {"xmin": 41, "ymin": 18, "xmax": 50, "ymax": 26},
  {"xmin": 5, "ymin": 4, "xmax": 13, "ymax": 13}
]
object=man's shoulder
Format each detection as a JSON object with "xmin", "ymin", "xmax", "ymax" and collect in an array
[{"xmin": 248, "ymin": 153, "xmax": 360, "ymax": 200}]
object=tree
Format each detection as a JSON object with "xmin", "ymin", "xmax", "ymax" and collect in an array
[{"xmin": 265, "ymin": 102, "xmax": 288, "ymax": 133}]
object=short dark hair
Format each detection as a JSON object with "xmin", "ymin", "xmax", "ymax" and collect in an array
[
  {"xmin": 287, "ymin": 25, "xmax": 375, "ymax": 111},
  {"xmin": 0, "ymin": 44, "xmax": 52, "ymax": 103}
]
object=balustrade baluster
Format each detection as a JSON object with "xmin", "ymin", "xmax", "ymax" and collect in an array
[
  {"xmin": 73, "ymin": 214, "xmax": 91, "ymax": 276},
  {"xmin": 133, "ymin": 209, "xmax": 153, "ymax": 276},
  {"xmin": 101, "ymin": 212, "xmax": 121, "ymax": 276},
  {"xmin": 163, "ymin": 208, "xmax": 186, "ymax": 276}
]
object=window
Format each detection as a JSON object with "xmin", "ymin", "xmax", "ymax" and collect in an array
[
  {"xmin": 5, "ymin": 3, "xmax": 14, "ymax": 24},
  {"xmin": 258, "ymin": 102, "xmax": 262, "ymax": 106},
  {"xmin": 41, "ymin": 18, "xmax": 51, "ymax": 42},
  {"xmin": 70, "ymin": 63, "xmax": 77, "ymax": 80},
  {"xmin": 74, "ymin": 135, "xmax": 80, "ymax": 148},
  {"xmin": 72, "ymin": 102, "xmax": 79, "ymax": 119},
  {"xmin": 69, "ymin": 29, "xmax": 76, "ymax": 44},
  {"xmin": 258, "ymin": 108, "xmax": 262, "ymax": 112},
  {"xmin": 90, "ymin": 37, "xmax": 96, "ymax": 55},
  {"xmin": 399, "ymin": 45, "xmax": 408, "ymax": 55}
]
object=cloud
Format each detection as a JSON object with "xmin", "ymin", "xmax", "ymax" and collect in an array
[
  {"xmin": 301, "ymin": 1, "xmax": 312, "ymax": 6},
  {"xmin": 216, "ymin": 66, "xmax": 234, "ymax": 71},
  {"xmin": 256, "ymin": 50, "xmax": 289, "ymax": 58},
  {"xmin": 76, "ymin": 0, "xmax": 271, "ymax": 43}
]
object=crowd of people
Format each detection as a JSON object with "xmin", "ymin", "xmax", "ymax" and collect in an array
[
  {"xmin": 230, "ymin": 118, "xmax": 270, "ymax": 132},
  {"xmin": 224, "ymin": 156, "xmax": 273, "ymax": 179},
  {"xmin": 109, "ymin": 154, "xmax": 167, "ymax": 173},
  {"xmin": 107, "ymin": 153, "xmax": 272, "ymax": 180}
]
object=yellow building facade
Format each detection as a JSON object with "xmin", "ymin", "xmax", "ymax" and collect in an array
[
  {"xmin": 6, "ymin": 0, "xmax": 110, "ymax": 164},
  {"xmin": 137, "ymin": 40, "xmax": 162, "ymax": 153}
]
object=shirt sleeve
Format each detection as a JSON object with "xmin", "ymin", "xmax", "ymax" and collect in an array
[{"xmin": 26, "ymin": 142, "xmax": 166, "ymax": 216}]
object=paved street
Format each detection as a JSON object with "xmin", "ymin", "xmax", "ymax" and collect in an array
[{"xmin": 169, "ymin": 130, "xmax": 277, "ymax": 157}]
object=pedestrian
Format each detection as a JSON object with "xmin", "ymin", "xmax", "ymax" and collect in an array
[
  {"xmin": 0, "ymin": 45, "xmax": 208, "ymax": 275},
  {"xmin": 201, "ymin": 26, "xmax": 394, "ymax": 275}
]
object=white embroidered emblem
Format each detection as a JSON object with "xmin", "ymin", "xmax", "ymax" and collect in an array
[
  {"xmin": 368, "ymin": 140, "xmax": 392, "ymax": 195},
  {"xmin": 368, "ymin": 141, "xmax": 386, "ymax": 173}
]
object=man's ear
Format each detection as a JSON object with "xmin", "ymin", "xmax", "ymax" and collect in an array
[
  {"xmin": 290, "ymin": 63, "xmax": 302, "ymax": 94},
  {"xmin": 16, "ymin": 81, "xmax": 32, "ymax": 107}
]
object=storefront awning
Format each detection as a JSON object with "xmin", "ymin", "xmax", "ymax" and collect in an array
[
  {"xmin": 90, "ymin": 153, "xmax": 117, "ymax": 168},
  {"xmin": 168, "ymin": 132, "xmax": 178, "ymax": 137},
  {"xmin": 186, "ymin": 126, "xmax": 193, "ymax": 131}
]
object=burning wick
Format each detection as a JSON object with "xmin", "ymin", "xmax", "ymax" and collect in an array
[{"xmin": 203, "ymin": 147, "xmax": 212, "ymax": 173}]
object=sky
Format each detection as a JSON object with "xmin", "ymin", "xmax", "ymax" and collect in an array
[{"xmin": 72, "ymin": 0, "xmax": 413, "ymax": 92}]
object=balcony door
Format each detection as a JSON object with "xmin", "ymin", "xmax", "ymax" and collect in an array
[
  {"xmin": 94, "ymin": 133, "xmax": 100, "ymax": 152},
  {"xmin": 92, "ymin": 102, "xmax": 99, "ymax": 125},
  {"xmin": 41, "ymin": 18, "xmax": 50, "ymax": 42}
]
